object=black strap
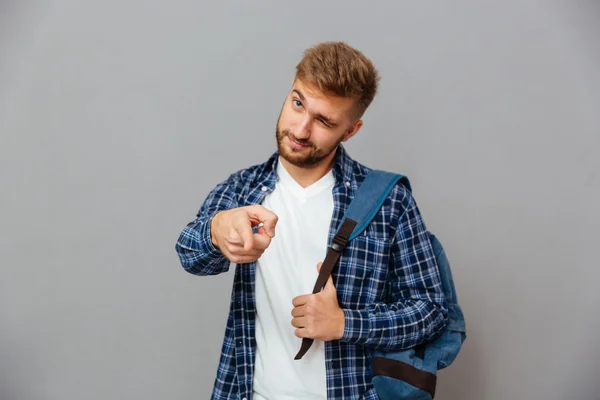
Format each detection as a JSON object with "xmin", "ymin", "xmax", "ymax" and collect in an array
[
  {"xmin": 294, "ymin": 218, "xmax": 357, "ymax": 360},
  {"xmin": 414, "ymin": 343, "xmax": 426, "ymax": 360},
  {"xmin": 372, "ymin": 356, "xmax": 437, "ymax": 398}
]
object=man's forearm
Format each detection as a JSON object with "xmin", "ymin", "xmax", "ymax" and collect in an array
[
  {"xmin": 176, "ymin": 210, "xmax": 230, "ymax": 276},
  {"xmin": 340, "ymin": 300, "xmax": 447, "ymax": 351}
]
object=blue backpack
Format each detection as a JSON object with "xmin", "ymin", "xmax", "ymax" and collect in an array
[{"xmin": 295, "ymin": 170, "xmax": 466, "ymax": 399}]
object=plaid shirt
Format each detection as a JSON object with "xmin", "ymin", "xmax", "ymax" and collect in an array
[{"xmin": 176, "ymin": 145, "xmax": 447, "ymax": 400}]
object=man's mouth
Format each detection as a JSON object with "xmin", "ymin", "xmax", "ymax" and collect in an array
[{"xmin": 288, "ymin": 135, "xmax": 310, "ymax": 149}]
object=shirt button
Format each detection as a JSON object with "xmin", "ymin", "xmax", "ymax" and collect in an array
[
  {"xmin": 345, "ymin": 181, "xmax": 351, "ymax": 187},
  {"xmin": 242, "ymin": 398, "xmax": 247, "ymax": 400},
  {"xmin": 261, "ymin": 186, "xmax": 268, "ymax": 192}
]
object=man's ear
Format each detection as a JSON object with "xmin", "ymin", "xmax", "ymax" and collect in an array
[{"xmin": 342, "ymin": 119, "xmax": 363, "ymax": 142}]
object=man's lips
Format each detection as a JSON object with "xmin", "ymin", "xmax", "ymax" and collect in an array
[{"xmin": 288, "ymin": 136, "xmax": 310, "ymax": 149}]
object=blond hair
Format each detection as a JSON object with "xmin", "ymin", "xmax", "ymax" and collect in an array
[{"xmin": 295, "ymin": 41, "xmax": 380, "ymax": 119}]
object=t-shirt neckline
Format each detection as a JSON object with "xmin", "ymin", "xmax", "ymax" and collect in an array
[{"xmin": 276, "ymin": 157, "xmax": 335, "ymax": 202}]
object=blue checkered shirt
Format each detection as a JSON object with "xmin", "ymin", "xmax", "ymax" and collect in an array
[{"xmin": 176, "ymin": 145, "xmax": 447, "ymax": 400}]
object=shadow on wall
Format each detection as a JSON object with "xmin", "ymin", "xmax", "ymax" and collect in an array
[
  {"xmin": 436, "ymin": 323, "xmax": 484, "ymax": 400},
  {"xmin": 0, "ymin": 330, "xmax": 42, "ymax": 400},
  {"xmin": 560, "ymin": 317, "xmax": 600, "ymax": 399}
]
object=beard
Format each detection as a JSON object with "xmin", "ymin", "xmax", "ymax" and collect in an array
[{"xmin": 275, "ymin": 124, "xmax": 344, "ymax": 168}]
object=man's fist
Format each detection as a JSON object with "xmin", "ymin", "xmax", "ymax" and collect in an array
[
  {"xmin": 290, "ymin": 262, "xmax": 345, "ymax": 342},
  {"xmin": 210, "ymin": 205, "xmax": 278, "ymax": 264}
]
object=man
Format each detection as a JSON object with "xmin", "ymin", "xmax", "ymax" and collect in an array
[{"xmin": 176, "ymin": 42, "xmax": 447, "ymax": 400}]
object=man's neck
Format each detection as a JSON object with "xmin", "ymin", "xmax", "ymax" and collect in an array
[{"xmin": 279, "ymin": 153, "xmax": 336, "ymax": 188}]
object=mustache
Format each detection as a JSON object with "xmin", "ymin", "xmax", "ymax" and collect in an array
[{"xmin": 280, "ymin": 130, "xmax": 313, "ymax": 147}]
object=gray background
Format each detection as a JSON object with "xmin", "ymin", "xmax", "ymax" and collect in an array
[{"xmin": 1, "ymin": 1, "xmax": 599, "ymax": 399}]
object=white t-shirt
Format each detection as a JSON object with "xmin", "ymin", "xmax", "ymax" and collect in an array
[{"xmin": 252, "ymin": 158, "xmax": 334, "ymax": 400}]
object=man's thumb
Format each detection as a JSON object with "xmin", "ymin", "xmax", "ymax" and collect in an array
[
  {"xmin": 250, "ymin": 206, "xmax": 278, "ymax": 238},
  {"xmin": 262, "ymin": 219, "xmax": 277, "ymax": 238},
  {"xmin": 325, "ymin": 275, "xmax": 335, "ymax": 291},
  {"xmin": 316, "ymin": 262, "xmax": 336, "ymax": 291}
]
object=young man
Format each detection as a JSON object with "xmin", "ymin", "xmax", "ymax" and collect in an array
[{"xmin": 176, "ymin": 42, "xmax": 447, "ymax": 400}]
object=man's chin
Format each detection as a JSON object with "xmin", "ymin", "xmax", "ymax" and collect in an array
[{"xmin": 280, "ymin": 151, "xmax": 317, "ymax": 168}]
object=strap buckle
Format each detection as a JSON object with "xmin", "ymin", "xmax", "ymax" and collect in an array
[{"xmin": 331, "ymin": 234, "xmax": 348, "ymax": 252}]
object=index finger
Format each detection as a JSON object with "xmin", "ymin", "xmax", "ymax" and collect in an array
[{"xmin": 292, "ymin": 294, "xmax": 310, "ymax": 307}]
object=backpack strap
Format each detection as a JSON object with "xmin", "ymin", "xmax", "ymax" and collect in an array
[
  {"xmin": 344, "ymin": 171, "xmax": 410, "ymax": 241},
  {"xmin": 294, "ymin": 170, "xmax": 410, "ymax": 360}
]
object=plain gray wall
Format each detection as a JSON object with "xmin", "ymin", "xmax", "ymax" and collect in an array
[{"xmin": 1, "ymin": 1, "xmax": 599, "ymax": 399}]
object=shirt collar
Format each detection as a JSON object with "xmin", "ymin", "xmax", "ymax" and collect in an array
[{"xmin": 331, "ymin": 144, "xmax": 355, "ymax": 186}]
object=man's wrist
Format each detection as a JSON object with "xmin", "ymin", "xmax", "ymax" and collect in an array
[
  {"xmin": 210, "ymin": 212, "xmax": 221, "ymax": 249},
  {"xmin": 335, "ymin": 308, "xmax": 346, "ymax": 340}
]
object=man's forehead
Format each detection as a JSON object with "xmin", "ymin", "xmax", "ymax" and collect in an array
[
  {"xmin": 292, "ymin": 79, "xmax": 332, "ymax": 99},
  {"xmin": 291, "ymin": 80, "xmax": 355, "ymax": 114}
]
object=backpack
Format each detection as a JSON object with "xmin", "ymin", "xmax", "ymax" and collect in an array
[{"xmin": 295, "ymin": 170, "xmax": 466, "ymax": 399}]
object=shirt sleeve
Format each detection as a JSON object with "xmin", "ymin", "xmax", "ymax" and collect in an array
[
  {"xmin": 340, "ymin": 186, "xmax": 448, "ymax": 351},
  {"xmin": 175, "ymin": 173, "xmax": 241, "ymax": 276}
]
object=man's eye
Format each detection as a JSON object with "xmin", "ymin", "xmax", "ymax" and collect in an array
[
  {"xmin": 319, "ymin": 119, "xmax": 331, "ymax": 128},
  {"xmin": 293, "ymin": 100, "xmax": 302, "ymax": 108}
]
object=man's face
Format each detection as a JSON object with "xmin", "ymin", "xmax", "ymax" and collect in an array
[{"xmin": 276, "ymin": 79, "xmax": 362, "ymax": 168}]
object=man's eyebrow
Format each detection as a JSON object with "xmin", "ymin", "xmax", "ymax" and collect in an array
[
  {"xmin": 315, "ymin": 113, "xmax": 338, "ymax": 127},
  {"xmin": 292, "ymin": 89, "xmax": 338, "ymax": 127},
  {"xmin": 292, "ymin": 89, "xmax": 305, "ymax": 102}
]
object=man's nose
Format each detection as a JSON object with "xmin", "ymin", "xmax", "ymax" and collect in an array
[{"xmin": 295, "ymin": 115, "xmax": 311, "ymax": 139}]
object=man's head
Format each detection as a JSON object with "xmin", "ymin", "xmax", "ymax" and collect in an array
[{"xmin": 276, "ymin": 42, "xmax": 380, "ymax": 169}]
